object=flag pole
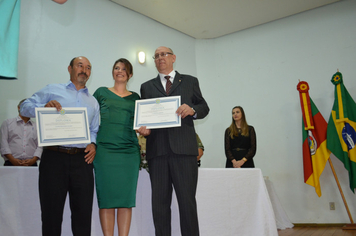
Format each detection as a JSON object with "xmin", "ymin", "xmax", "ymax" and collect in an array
[{"xmin": 328, "ymin": 158, "xmax": 356, "ymax": 229}]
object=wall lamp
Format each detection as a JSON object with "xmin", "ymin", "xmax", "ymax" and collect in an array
[
  {"xmin": 52, "ymin": 0, "xmax": 68, "ymax": 4},
  {"xmin": 138, "ymin": 51, "xmax": 146, "ymax": 64}
]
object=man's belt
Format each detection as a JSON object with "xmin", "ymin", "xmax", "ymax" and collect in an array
[
  {"xmin": 234, "ymin": 148, "xmax": 246, "ymax": 151},
  {"xmin": 44, "ymin": 146, "xmax": 86, "ymax": 155}
]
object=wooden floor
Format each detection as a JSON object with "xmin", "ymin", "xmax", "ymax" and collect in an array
[{"xmin": 278, "ymin": 226, "xmax": 356, "ymax": 236}]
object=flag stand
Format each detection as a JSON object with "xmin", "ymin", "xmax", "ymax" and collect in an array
[
  {"xmin": 328, "ymin": 158, "xmax": 356, "ymax": 229},
  {"xmin": 343, "ymin": 224, "xmax": 356, "ymax": 230}
]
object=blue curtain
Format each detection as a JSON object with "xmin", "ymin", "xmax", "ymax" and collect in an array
[{"xmin": 0, "ymin": 0, "xmax": 21, "ymax": 80}]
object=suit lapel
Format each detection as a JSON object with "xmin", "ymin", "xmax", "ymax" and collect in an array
[
  {"xmin": 152, "ymin": 75, "xmax": 167, "ymax": 96},
  {"xmin": 169, "ymin": 71, "xmax": 182, "ymax": 95}
]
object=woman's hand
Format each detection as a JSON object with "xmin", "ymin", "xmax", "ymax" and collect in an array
[{"xmin": 232, "ymin": 159, "xmax": 246, "ymax": 168}]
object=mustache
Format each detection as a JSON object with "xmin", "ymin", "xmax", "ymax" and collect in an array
[{"xmin": 78, "ymin": 72, "xmax": 88, "ymax": 78}]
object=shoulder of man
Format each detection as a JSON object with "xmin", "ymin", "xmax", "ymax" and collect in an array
[
  {"xmin": 2, "ymin": 117, "xmax": 16, "ymax": 126},
  {"xmin": 86, "ymin": 91, "xmax": 100, "ymax": 107},
  {"xmin": 38, "ymin": 82, "xmax": 69, "ymax": 93},
  {"xmin": 52, "ymin": 82, "xmax": 68, "ymax": 87},
  {"xmin": 175, "ymin": 73, "xmax": 198, "ymax": 81},
  {"xmin": 141, "ymin": 77, "xmax": 158, "ymax": 87}
]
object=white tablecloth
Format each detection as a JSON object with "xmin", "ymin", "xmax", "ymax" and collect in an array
[
  {"xmin": 264, "ymin": 178, "xmax": 294, "ymax": 230},
  {"xmin": 0, "ymin": 167, "xmax": 278, "ymax": 236}
]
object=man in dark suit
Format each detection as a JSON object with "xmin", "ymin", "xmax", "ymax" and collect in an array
[{"xmin": 138, "ymin": 46, "xmax": 209, "ymax": 236}]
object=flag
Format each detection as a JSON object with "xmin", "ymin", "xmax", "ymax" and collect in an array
[
  {"xmin": 297, "ymin": 81, "xmax": 330, "ymax": 197},
  {"xmin": 327, "ymin": 72, "xmax": 356, "ymax": 192}
]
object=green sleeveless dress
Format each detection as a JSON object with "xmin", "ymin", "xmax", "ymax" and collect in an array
[{"xmin": 93, "ymin": 87, "xmax": 140, "ymax": 208}]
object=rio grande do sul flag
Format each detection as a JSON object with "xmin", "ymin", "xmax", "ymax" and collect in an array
[
  {"xmin": 327, "ymin": 72, "xmax": 356, "ymax": 193},
  {"xmin": 297, "ymin": 81, "xmax": 330, "ymax": 197}
]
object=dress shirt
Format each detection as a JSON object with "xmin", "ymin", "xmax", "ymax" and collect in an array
[
  {"xmin": 159, "ymin": 70, "xmax": 176, "ymax": 88},
  {"xmin": 0, "ymin": 116, "xmax": 43, "ymax": 161},
  {"xmin": 20, "ymin": 81, "xmax": 100, "ymax": 148}
]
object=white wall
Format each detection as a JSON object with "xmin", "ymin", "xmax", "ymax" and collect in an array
[
  {"xmin": 195, "ymin": 0, "xmax": 356, "ymax": 224},
  {"xmin": 1, "ymin": 0, "xmax": 356, "ymax": 224},
  {"xmin": 0, "ymin": 0, "xmax": 197, "ymax": 122}
]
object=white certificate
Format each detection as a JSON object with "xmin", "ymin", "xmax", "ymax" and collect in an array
[
  {"xmin": 35, "ymin": 107, "xmax": 91, "ymax": 147},
  {"xmin": 133, "ymin": 96, "xmax": 181, "ymax": 129}
]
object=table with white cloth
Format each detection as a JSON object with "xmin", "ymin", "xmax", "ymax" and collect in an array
[
  {"xmin": 0, "ymin": 167, "xmax": 278, "ymax": 236},
  {"xmin": 264, "ymin": 178, "xmax": 294, "ymax": 230}
]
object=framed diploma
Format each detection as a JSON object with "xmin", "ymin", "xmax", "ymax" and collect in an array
[
  {"xmin": 35, "ymin": 107, "xmax": 91, "ymax": 147},
  {"xmin": 133, "ymin": 96, "xmax": 181, "ymax": 129}
]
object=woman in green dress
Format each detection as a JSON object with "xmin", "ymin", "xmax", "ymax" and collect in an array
[{"xmin": 93, "ymin": 58, "xmax": 140, "ymax": 236}]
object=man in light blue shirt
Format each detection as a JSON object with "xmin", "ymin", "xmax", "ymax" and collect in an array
[{"xmin": 20, "ymin": 56, "xmax": 100, "ymax": 236}]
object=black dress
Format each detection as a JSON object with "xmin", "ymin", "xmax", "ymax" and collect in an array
[{"xmin": 224, "ymin": 125, "xmax": 256, "ymax": 168}]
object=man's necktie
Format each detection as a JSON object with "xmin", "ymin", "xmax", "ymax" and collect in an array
[{"xmin": 165, "ymin": 76, "xmax": 172, "ymax": 94}]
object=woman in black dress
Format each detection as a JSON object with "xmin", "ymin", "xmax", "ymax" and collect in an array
[{"xmin": 224, "ymin": 106, "xmax": 256, "ymax": 168}]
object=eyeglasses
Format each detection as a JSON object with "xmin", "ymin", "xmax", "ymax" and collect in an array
[{"xmin": 152, "ymin": 52, "xmax": 173, "ymax": 60}]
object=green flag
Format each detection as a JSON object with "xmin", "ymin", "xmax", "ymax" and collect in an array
[{"xmin": 327, "ymin": 72, "xmax": 356, "ymax": 192}]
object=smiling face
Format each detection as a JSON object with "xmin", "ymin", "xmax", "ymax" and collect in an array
[
  {"xmin": 154, "ymin": 46, "xmax": 176, "ymax": 74},
  {"xmin": 112, "ymin": 62, "xmax": 131, "ymax": 83},
  {"xmin": 112, "ymin": 58, "xmax": 133, "ymax": 83},
  {"xmin": 232, "ymin": 107, "xmax": 242, "ymax": 122},
  {"xmin": 68, "ymin": 56, "xmax": 91, "ymax": 89}
]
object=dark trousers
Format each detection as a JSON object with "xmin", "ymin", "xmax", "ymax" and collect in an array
[
  {"xmin": 4, "ymin": 160, "xmax": 38, "ymax": 166},
  {"xmin": 39, "ymin": 149, "xmax": 94, "ymax": 236},
  {"xmin": 148, "ymin": 153, "xmax": 199, "ymax": 236}
]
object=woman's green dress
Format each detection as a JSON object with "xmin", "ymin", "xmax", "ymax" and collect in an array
[{"xmin": 93, "ymin": 87, "xmax": 140, "ymax": 208}]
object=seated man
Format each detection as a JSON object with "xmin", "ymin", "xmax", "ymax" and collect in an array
[{"xmin": 0, "ymin": 99, "xmax": 42, "ymax": 166}]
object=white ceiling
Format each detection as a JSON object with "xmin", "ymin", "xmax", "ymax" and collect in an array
[{"xmin": 110, "ymin": 0, "xmax": 340, "ymax": 39}]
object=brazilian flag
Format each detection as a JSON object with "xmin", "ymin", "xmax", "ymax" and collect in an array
[{"xmin": 327, "ymin": 72, "xmax": 356, "ymax": 192}]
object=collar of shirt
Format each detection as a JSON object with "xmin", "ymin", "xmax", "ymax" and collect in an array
[
  {"xmin": 65, "ymin": 81, "xmax": 89, "ymax": 95},
  {"xmin": 159, "ymin": 71, "xmax": 176, "ymax": 88},
  {"xmin": 16, "ymin": 116, "xmax": 33, "ymax": 125}
]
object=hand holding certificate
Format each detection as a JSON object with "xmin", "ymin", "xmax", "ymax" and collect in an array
[
  {"xmin": 133, "ymin": 96, "xmax": 181, "ymax": 129},
  {"xmin": 35, "ymin": 107, "xmax": 91, "ymax": 146}
]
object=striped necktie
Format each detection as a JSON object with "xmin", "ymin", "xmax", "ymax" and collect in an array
[{"xmin": 165, "ymin": 76, "xmax": 172, "ymax": 94}]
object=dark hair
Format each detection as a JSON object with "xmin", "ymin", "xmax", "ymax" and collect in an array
[
  {"xmin": 228, "ymin": 106, "xmax": 249, "ymax": 138},
  {"xmin": 18, "ymin": 99, "xmax": 27, "ymax": 107},
  {"xmin": 69, "ymin": 56, "xmax": 89, "ymax": 68},
  {"xmin": 112, "ymin": 58, "xmax": 133, "ymax": 79},
  {"xmin": 69, "ymin": 57, "xmax": 76, "ymax": 67}
]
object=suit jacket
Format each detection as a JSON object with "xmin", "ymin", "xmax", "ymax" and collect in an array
[{"xmin": 140, "ymin": 71, "xmax": 209, "ymax": 159}]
